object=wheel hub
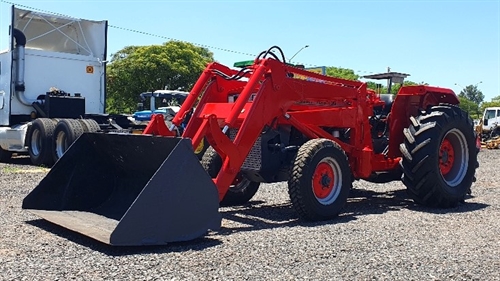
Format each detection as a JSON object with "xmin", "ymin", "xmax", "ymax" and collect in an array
[
  {"xmin": 313, "ymin": 162, "xmax": 335, "ymax": 199},
  {"xmin": 439, "ymin": 138, "xmax": 455, "ymax": 175},
  {"xmin": 320, "ymin": 173, "xmax": 331, "ymax": 188},
  {"xmin": 30, "ymin": 129, "xmax": 41, "ymax": 156}
]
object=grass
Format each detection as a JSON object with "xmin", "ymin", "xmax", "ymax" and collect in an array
[{"xmin": 1, "ymin": 166, "xmax": 50, "ymax": 174}]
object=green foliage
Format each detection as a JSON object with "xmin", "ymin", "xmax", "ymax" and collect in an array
[
  {"xmin": 455, "ymin": 84, "xmax": 485, "ymax": 118},
  {"xmin": 458, "ymin": 84, "xmax": 484, "ymax": 105},
  {"xmin": 321, "ymin": 65, "xmax": 429, "ymax": 96},
  {"xmin": 366, "ymin": 81, "xmax": 384, "ymax": 93},
  {"xmin": 388, "ymin": 80, "xmax": 420, "ymax": 95},
  {"xmin": 325, "ymin": 67, "xmax": 359, "ymax": 80},
  {"xmin": 106, "ymin": 41, "xmax": 214, "ymax": 113},
  {"xmin": 458, "ymin": 96, "xmax": 480, "ymax": 118},
  {"xmin": 365, "ymin": 80, "xmax": 422, "ymax": 95}
]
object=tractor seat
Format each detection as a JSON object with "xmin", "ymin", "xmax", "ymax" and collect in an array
[
  {"xmin": 379, "ymin": 94, "xmax": 394, "ymax": 107},
  {"xmin": 374, "ymin": 94, "xmax": 394, "ymax": 116}
]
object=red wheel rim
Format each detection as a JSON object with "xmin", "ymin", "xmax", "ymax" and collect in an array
[
  {"xmin": 439, "ymin": 137, "xmax": 455, "ymax": 176},
  {"xmin": 313, "ymin": 162, "xmax": 335, "ymax": 199}
]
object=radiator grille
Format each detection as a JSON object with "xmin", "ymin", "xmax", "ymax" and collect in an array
[{"xmin": 229, "ymin": 129, "xmax": 261, "ymax": 171}]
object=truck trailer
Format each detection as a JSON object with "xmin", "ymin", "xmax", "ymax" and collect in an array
[{"xmin": 0, "ymin": 6, "xmax": 141, "ymax": 166}]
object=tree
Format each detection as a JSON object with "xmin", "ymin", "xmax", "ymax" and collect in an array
[
  {"xmin": 325, "ymin": 67, "xmax": 359, "ymax": 80},
  {"xmin": 457, "ymin": 84, "xmax": 484, "ymax": 118},
  {"xmin": 323, "ymin": 66, "xmax": 425, "ymax": 96},
  {"xmin": 106, "ymin": 41, "xmax": 214, "ymax": 113},
  {"xmin": 366, "ymin": 80, "xmax": 422, "ymax": 95},
  {"xmin": 387, "ymin": 80, "xmax": 420, "ymax": 95},
  {"xmin": 458, "ymin": 84, "xmax": 484, "ymax": 106},
  {"xmin": 458, "ymin": 96, "xmax": 479, "ymax": 118}
]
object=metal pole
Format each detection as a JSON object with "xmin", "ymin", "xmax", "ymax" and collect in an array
[{"xmin": 289, "ymin": 45, "xmax": 309, "ymax": 62}]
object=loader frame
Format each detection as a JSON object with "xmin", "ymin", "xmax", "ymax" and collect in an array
[{"xmin": 168, "ymin": 57, "xmax": 459, "ymax": 200}]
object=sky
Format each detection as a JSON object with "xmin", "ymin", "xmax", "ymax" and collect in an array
[{"xmin": 0, "ymin": 0, "xmax": 499, "ymax": 100}]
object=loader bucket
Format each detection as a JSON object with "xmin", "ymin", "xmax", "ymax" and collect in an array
[{"xmin": 22, "ymin": 133, "xmax": 222, "ymax": 246}]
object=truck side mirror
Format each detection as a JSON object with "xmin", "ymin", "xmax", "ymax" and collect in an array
[
  {"xmin": 137, "ymin": 102, "xmax": 144, "ymax": 111},
  {"xmin": 484, "ymin": 119, "xmax": 488, "ymax": 126}
]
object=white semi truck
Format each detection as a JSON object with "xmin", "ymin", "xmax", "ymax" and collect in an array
[
  {"xmin": 0, "ymin": 6, "xmax": 141, "ymax": 166},
  {"xmin": 476, "ymin": 106, "xmax": 500, "ymax": 141}
]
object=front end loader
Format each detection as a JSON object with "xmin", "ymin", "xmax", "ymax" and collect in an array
[{"xmin": 23, "ymin": 46, "xmax": 478, "ymax": 246}]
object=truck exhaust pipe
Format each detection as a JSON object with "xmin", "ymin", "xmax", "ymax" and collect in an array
[{"xmin": 12, "ymin": 28, "xmax": 31, "ymax": 106}]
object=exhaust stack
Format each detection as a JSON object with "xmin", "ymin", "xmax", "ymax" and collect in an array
[{"xmin": 12, "ymin": 28, "xmax": 30, "ymax": 106}]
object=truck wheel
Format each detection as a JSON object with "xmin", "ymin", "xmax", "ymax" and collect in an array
[
  {"xmin": 201, "ymin": 146, "xmax": 260, "ymax": 206},
  {"xmin": 53, "ymin": 119, "xmax": 85, "ymax": 162},
  {"xmin": 28, "ymin": 118, "xmax": 56, "ymax": 166},
  {"xmin": 400, "ymin": 104, "xmax": 478, "ymax": 207},
  {"xmin": 0, "ymin": 147, "xmax": 12, "ymax": 162},
  {"xmin": 288, "ymin": 138, "xmax": 351, "ymax": 221},
  {"xmin": 78, "ymin": 119, "xmax": 100, "ymax": 133}
]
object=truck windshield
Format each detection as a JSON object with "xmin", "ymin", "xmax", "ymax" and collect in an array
[{"xmin": 485, "ymin": 109, "xmax": 496, "ymax": 120}]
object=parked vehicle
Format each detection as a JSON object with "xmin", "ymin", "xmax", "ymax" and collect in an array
[
  {"xmin": 132, "ymin": 89, "xmax": 189, "ymax": 122},
  {"xmin": 0, "ymin": 6, "xmax": 143, "ymax": 165},
  {"xmin": 475, "ymin": 107, "xmax": 500, "ymax": 141}
]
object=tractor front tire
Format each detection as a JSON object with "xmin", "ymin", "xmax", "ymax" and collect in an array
[
  {"xmin": 201, "ymin": 147, "xmax": 260, "ymax": 207},
  {"xmin": 400, "ymin": 104, "xmax": 478, "ymax": 207},
  {"xmin": 28, "ymin": 118, "xmax": 56, "ymax": 166},
  {"xmin": 194, "ymin": 137, "xmax": 209, "ymax": 160},
  {"xmin": 53, "ymin": 119, "xmax": 85, "ymax": 163},
  {"xmin": 288, "ymin": 138, "xmax": 351, "ymax": 221}
]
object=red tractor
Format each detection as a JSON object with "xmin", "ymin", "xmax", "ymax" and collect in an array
[{"xmin": 23, "ymin": 46, "xmax": 478, "ymax": 246}]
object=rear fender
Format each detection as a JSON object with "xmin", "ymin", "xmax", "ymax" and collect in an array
[{"xmin": 387, "ymin": 85, "xmax": 459, "ymax": 158}]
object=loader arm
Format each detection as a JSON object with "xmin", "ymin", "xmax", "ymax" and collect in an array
[{"xmin": 172, "ymin": 58, "xmax": 382, "ymax": 200}]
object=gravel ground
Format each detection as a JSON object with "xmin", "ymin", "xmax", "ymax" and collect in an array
[{"xmin": 1, "ymin": 150, "xmax": 499, "ymax": 280}]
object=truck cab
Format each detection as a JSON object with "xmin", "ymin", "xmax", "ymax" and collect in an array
[{"xmin": 481, "ymin": 107, "xmax": 500, "ymax": 131}]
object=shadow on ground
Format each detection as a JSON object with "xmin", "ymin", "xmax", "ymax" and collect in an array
[
  {"xmin": 218, "ymin": 188, "xmax": 489, "ymax": 235},
  {"xmin": 25, "ymin": 219, "xmax": 222, "ymax": 256}
]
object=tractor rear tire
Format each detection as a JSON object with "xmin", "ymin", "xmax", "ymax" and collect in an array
[
  {"xmin": 53, "ymin": 119, "xmax": 85, "ymax": 163},
  {"xmin": 0, "ymin": 147, "xmax": 12, "ymax": 162},
  {"xmin": 400, "ymin": 104, "xmax": 478, "ymax": 207},
  {"xmin": 288, "ymin": 138, "xmax": 351, "ymax": 221},
  {"xmin": 28, "ymin": 118, "xmax": 56, "ymax": 166},
  {"xmin": 201, "ymin": 146, "xmax": 260, "ymax": 207}
]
